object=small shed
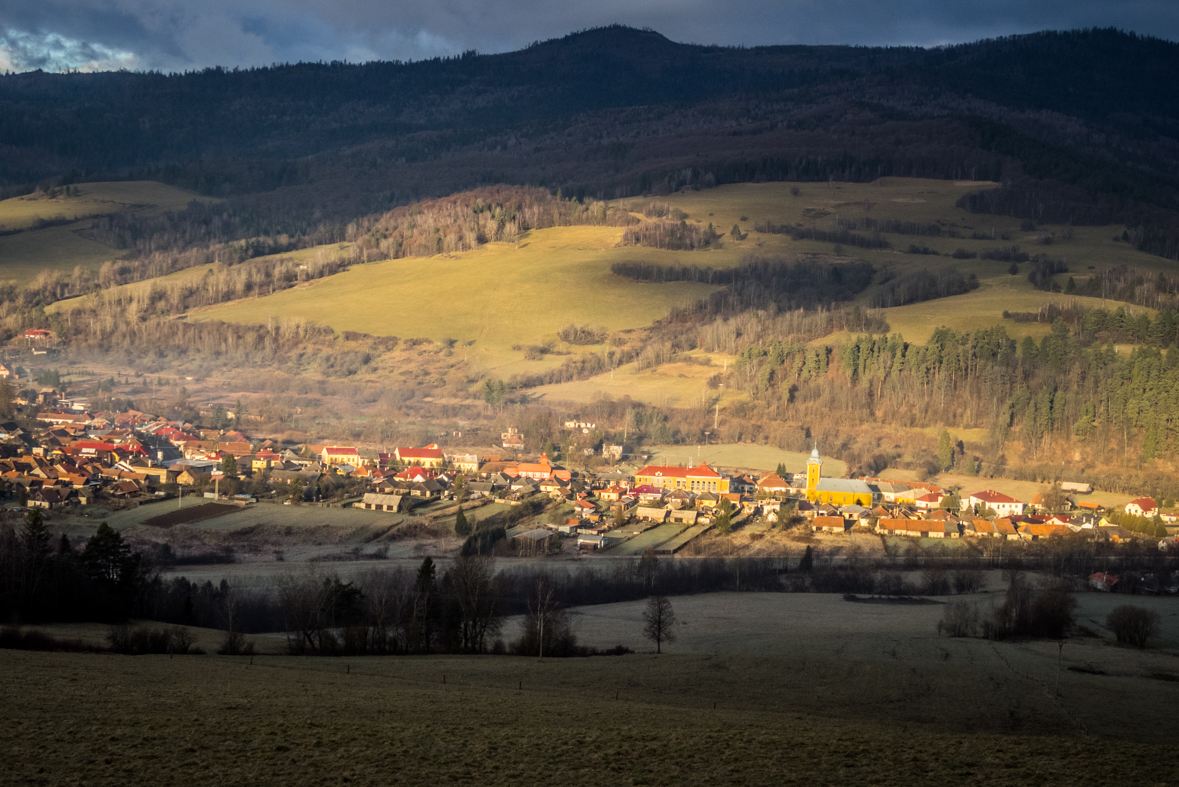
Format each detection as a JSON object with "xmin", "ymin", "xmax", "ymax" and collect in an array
[
  {"xmin": 813, "ymin": 515, "xmax": 847, "ymax": 534},
  {"xmin": 354, "ymin": 493, "xmax": 404, "ymax": 512},
  {"xmin": 512, "ymin": 528, "xmax": 554, "ymax": 556},
  {"xmin": 635, "ymin": 506, "xmax": 668, "ymax": 523}
]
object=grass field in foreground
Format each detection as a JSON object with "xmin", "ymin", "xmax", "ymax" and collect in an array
[
  {"xmin": 643, "ymin": 444, "xmax": 847, "ymax": 476},
  {"xmin": 192, "ymin": 226, "xmax": 721, "ymax": 374},
  {"xmin": 3, "ymin": 611, "xmax": 1175, "ymax": 786}
]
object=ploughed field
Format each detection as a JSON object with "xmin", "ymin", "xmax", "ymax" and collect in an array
[{"xmin": 6, "ymin": 589, "xmax": 1178, "ymax": 786}]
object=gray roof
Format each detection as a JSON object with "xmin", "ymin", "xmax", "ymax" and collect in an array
[
  {"xmin": 815, "ymin": 478, "xmax": 873, "ymax": 495},
  {"xmin": 362, "ymin": 493, "xmax": 403, "ymax": 508},
  {"xmin": 512, "ymin": 529, "xmax": 552, "ymax": 541}
]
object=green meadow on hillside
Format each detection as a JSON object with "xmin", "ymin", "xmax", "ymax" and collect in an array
[
  {"xmin": 0, "ymin": 181, "xmax": 213, "ymax": 285},
  {"xmin": 191, "ymin": 226, "xmax": 721, "ymax": 375},
  {"xmin": 22, "ymin": 178, "xmax": 1170, "ymax": 389},
  {"xmin": 643, "ymin": 444, "xmax": 847, "ymax": 475}
]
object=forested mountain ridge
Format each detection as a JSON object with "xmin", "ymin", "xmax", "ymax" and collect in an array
[{"xmin": 2, "ymin": 26, "xmax": 1179, "ymax": 256}]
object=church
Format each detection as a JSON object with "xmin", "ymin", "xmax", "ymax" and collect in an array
[{"xmin": 804, "ymin": 447, "xmax": 875, "ymax": 507}]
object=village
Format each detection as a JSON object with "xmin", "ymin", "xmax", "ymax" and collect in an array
[{"xmin": 5, "ymin": 350, "xmax": 1178, "ymax": 571}]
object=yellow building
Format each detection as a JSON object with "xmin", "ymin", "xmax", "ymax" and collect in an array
[
  {"xmin": 804, "ymin": 448, "xmax": 874, "ymax": 507},
  {"xmin": 634, "ymin": 463, "xmax": 730, "ymax": 494},
  {"xmin": 321, "ymin": 446, "xmax": 360, "ymax": 466}
]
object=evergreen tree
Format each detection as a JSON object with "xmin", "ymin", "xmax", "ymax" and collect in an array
[
  {"xmin": 799, "ymin": 545, "xmax": 814, "ymax": 572},
  {"xmin": 455, "ymin": 507, "xmax": 471, "ymax": 536},
  {"xmin": 937, "ymin": 429, "xmax": 954, "ymax": 471},
  {"xmin": 714, "ymin": 498, "xmax": 733, "ymax": 534}
]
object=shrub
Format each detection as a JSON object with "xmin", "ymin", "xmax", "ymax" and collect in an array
[
  {"xmin": 937, "ymin": 600, "xmax": 979, "ymax": 637},
  {"xmin": 217, "ymin": 629, "xmax": 256, "ymax": 656},
  {"xmin": 1106, "ymin": 605, "xmax": 1159, "ymax": 648},
  {"xmin": 983, "ymin": 578, "xmax": 1075, "ymax": 640},
  {"xmin": 108, "ymin": 625, "xmax": 205, "ymax": 655},
  {"xmin": 0, "ymin": 627, "xmax": 104, "ymax": 653}
]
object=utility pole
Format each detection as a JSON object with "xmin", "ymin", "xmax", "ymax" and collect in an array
[
  {"xmin": 1055, "ymin": 640, "xmax": 1064, "ymax": 696},
  {"xmin": 714, "ymin": 384, "xmax": 724, "ymax": 431}
]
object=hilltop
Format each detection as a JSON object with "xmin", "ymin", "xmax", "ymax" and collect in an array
[{"xmin": 2, "ymin": 28, "xmax": 1179, "ymax": 264}]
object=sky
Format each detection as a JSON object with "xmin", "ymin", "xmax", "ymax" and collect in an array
[{"xmin": 0, "ymin": 0, "xmax": 1176, "ymax": 73}]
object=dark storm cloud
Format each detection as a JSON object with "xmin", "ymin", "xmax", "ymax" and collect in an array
[{"xmin": 0, "ymin": 0, "xmax": 1176, "ymax": 72}]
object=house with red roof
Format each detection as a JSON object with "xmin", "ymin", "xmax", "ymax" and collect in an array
[
  {"xmin": 634, "ymin": 462, "xmax": 729, "ymax": 493},
  {"xmin": 1019, "ymin": 522, "xmax": 1074, "ymax": 541},
  {"xmin": 394, "ymin": 466, "xmax": 435, "ymax": 483},
  {"xmin": 321, "ymin": 446, "xmax": 360, "ymax": 466},
  {"xmin": 756, "ymin": 474, "xmax": 790, "ymax": 496},
  {"xmin": 1125, "ymin": 497, "xmax": 1158, "ymax": 517},
  {"xmin": 515, "ymin": 454, "xmax": 572, "ymax": 482},
  {"xmin": 631, "ymin": 484, "xmax": 665, "ymax": 502},
  {"xmin": 913, "ymin": 491, "xmax": 946, "ymax": 511},
  {"xmin": 394, "ymin": 444, "xmax": 445, "ymax": 468},
  {"xmin": 252, "ymin": 449, "xmax": 282, "ymax": 472},
  {"xmin": 963, "ymin": 490, "xmax": 1024, "ymax": 518}
]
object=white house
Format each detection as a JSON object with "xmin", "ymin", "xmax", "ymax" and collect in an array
[{"xmin": 962, "ymin": 490, "xmax": 1024, "ymax": 518}]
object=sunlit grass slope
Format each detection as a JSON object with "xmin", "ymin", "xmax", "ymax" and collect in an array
[
  {"xmin": 0, "ymin": 181, "xmax": 213, "ymax": 286},
  {"xmin": 645, "ymin": 444, "xmax": 848, "ymax": 475},
  {"xmin": 46, "ymin": 245, "xmax": 349, "ymax": 314},
  {"xmin": 0, "ymin": 181, "xmax": 205, "ymax": 232},
  {"xmin": 192, "ymin": 226, "xmax": 721, "ymax": 373}
]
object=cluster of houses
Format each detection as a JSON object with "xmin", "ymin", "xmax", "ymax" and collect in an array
[
  {"xmin": 0, "ymin": 401, "xmax": 285, "ymax": 507},
  {"xmin": 11, "ymin": 389, "xmax": 1176, "ymax": 552}
]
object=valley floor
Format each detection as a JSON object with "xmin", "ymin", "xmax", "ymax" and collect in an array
[{"xmin": 6, "ymin": 589, "xmax": 1178, "ymax": 786}]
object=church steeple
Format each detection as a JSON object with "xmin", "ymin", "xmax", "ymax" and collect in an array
[{"xmin": 806, "ymin": 445, "xmax": 823, "ymax": 490}]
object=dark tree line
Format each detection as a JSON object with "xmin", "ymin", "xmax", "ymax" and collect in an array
[
  {"xmin": 613, "ymin": 257, "xmax": 876, "ymax": 321},
  {"xmin": 868, "ymin": 269, "xmax": 979, "ymax": 308},
  {"xmin": 1005, "ymin": 303, "xmax": 1179, "ymax": 350},
  {"xmin": 1068, "ymin": 265, "xmax": 1179, "ymax": 310},
  {"xmin": 835, "ymin": 216, "xmax": 955, "ymax": 237},
  {"xmin": 754, "ymin": 222, "xmax": 889, "ymax": 250},
  {"xmin": 0, "ymin": 513, "xmax": 144, "ymax": 623}
]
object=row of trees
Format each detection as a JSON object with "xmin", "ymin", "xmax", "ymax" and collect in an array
[
  {"xmin": 868, "ymin": 269, "xmax": 979, "ymax": 308},
  {"xmin": 0, "ymin": 513, "xmax": 143, "ymax": 623}
]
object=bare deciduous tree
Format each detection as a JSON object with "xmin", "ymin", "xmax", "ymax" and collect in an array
[
  {"xmin": 277, "ymin": 569, "xmax": 327, "ymax": 655},
  {"xmin": 643, "ymin": 595, "xmax": 677, "ymax": 654},
  {"xmin": 445, "ymin": 554, "xmax": 501, "ymax": 653}
]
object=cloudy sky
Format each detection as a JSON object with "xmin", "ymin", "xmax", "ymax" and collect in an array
[{"xmin": 1, "ymin": 0, "xmax": 1176, "ymax": 73}]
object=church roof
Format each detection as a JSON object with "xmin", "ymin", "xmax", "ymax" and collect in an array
[{"xmin": 815, "ymin": 478, "xmax": 872, "ymax": 495}]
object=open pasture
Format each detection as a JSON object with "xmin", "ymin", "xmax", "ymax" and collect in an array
[
  {"xmin": 877, "ymin": 273, "xmax": 1148, "ymax": 345},
  {"xmin": 47, "ymin": 244, "xmax": 351, "ymax": 314},
  {"xmin": 0, "ymin": 222, "xmax": 124, "ymax": 284},
  {"xmin": 191, "ymin": 225, "xmax": 720, "ymax": 375},
  {"xmin": 643, "ymin": 444, "xmax": 847, "ymax": 476},
  {"xmin": 178, "ymin": 179, "xmax": 1166, "ymax": 385},
  {"xmin": 0, "ymin": 181, "xmax": 205, "ymax": 232},
  {"xmin": 0, "ymin": 181, "xmax": 212, "ymax": 285},
  {"xmin": 4, "ymin": 588, "xmax": 1178, "ymax": 785},
  {"xmin": 530, "ymin": 355, "xmax": 743, "ymax": 408}
]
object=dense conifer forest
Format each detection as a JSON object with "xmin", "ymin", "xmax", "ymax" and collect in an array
[{"xmin": 3, "ymin": 27, "xmax": 1179, "ymax": 260}]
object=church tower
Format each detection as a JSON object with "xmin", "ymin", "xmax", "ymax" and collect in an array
[{"xmin": 806, "ymin": 446, "xmax": 822, "ymax": 491}]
